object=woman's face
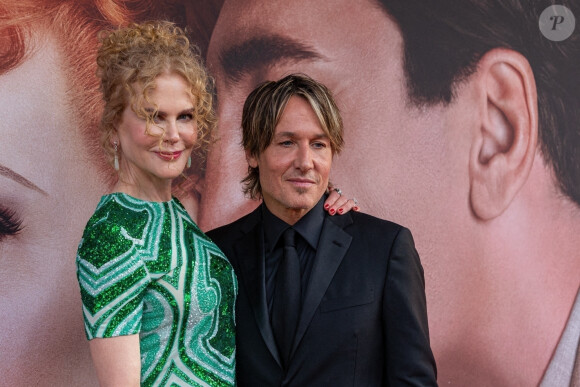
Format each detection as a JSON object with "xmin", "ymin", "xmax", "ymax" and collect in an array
[
  {"xmin": 0, "ymin": 31, "xmax": 104, "ymax": 385},
  {"xmin": 115, "ymin": 73, "xmax": 197, "ymax": 193}
]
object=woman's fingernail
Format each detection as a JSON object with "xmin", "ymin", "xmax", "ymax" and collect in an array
[
  {"xmin": 338, "ymin": 208, "xmax": 343, "ymax": 214},
  {"xmin": 330, "ymin": 209, "xmax": 335, "ymax": 215}
]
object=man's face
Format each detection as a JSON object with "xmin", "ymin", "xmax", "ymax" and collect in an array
[
  {"xmin": 203, "ymin": 0, "xmax": 479, "ymax": 367},
  {"xmin": 248, "ymin": 96, "xmax": 333, "ymax": 224}
]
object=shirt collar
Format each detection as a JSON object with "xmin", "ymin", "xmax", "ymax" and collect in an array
[{"xmin": 262, "ymin": 195, "xmax": 326, "ymax": 251}]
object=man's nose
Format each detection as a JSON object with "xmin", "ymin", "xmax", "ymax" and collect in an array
[{"xmin": 294, "ymin": 145, "xmax": 314, "ymax": 171}]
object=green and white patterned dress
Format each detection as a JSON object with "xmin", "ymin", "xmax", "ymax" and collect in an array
[{"xmin": 76, "ymin": 193, "xmax": 236, "ymax": 386}]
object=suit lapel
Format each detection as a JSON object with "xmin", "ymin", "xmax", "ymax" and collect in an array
[
  {"xmin": 291, "ymin": 213, "xmax": 353, "ymax": 355},
  {"xmin": 234, "ymin": 208, "xmax": 282, "ymax": 367}
]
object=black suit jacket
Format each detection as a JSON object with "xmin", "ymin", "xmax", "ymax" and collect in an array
[{"xmin": 207, "ymin": 206, "xmax": 437, "ymax": 386}]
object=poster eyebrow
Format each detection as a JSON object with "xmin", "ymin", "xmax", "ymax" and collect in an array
[
  {"xmin": 0, "ymin": 164, "xmax": 47, "ymax": 196},
  {"xmin": 218, "ymin": 34, "xmax": 323, "ymax": 84}
]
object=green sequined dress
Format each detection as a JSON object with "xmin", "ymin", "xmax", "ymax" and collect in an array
[{"xmin": 76, "ymin": 193, "xmax": 237, "ymax": 386}]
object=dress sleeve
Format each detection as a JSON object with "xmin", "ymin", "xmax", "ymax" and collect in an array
[{"xmin": 76, "ymin": 213, "xmax": 151, "ymax": 340}]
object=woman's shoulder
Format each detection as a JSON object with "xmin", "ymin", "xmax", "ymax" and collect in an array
[
  {"xmin": 85, "ymin": 193, "xmax": 151, "ymax": 232},
  {"xmin": 77, "ymin": 193, "xmax": 151, "ymax": 265}
]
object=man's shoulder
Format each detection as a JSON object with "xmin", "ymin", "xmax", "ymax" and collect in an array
[
  {"xmin": 206, "ymin": 207, "xmax": 260, "ymax": 243},
  {"xmin": 346, "ymin": 210, "xmax": 407, "ymax": 234}
]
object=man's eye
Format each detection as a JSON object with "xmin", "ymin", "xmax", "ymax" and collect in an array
[
  {"xmin": 0, "ymin": 206, "xmax": 23, "ymax": 242},
  {"xmin": 280, "ymin": 140, "xmax": 293, "ymax": 147},
  {"xmin": 312, "ymin": 142, "xmax": 327, "ymax": 149}
]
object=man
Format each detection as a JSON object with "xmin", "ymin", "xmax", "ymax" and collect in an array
[
  {"xmin": 200, "ymin": 0, "xmax": 580, "ymax": 385},
  {"xmin": 207, "ymin": 74, "xmax": 437, "ymax": 385}
]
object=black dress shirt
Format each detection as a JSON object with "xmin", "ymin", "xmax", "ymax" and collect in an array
[{"xmin": 262, "ymin": 196, "xmax": 326, "ymax": 315}]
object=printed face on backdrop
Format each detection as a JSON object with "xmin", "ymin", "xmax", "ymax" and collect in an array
[
  {"xmin": 201, "ymin": 0, "xmax": 482, "ymax": 366},
  {"xmin": 202, "ymin": 0, "xmax": 580, "ymax": 384},
  {"xmin": 0, "ymin": 30, "xmax": 103, "ymax": 385}
]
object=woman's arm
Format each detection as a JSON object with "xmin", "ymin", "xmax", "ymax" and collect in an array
[{"xmin": 89, "ymin": 334, "xmax": 141, "ymax": 387}]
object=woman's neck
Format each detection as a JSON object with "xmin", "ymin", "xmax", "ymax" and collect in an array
[{"xmin": 111, "ymin": 178, "xmax": 173, "ymax": 202}]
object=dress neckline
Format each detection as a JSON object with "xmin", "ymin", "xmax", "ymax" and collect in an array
[{"xmin": 106, "ymin": 191, "xmax": 175, "ymax": 205}]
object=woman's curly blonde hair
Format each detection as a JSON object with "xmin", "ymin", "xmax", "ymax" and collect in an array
[{"xmin": 96, "ymin": 20, "xmax": 216, "ymax": 171}]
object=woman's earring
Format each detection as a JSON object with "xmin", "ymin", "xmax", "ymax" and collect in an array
[
  {"xmin": 113, "ymin": 141, "xmax": 119, "ymax": 171},
  {"xmin": 186, "ymin": 156, "xmax": 192, "ymax": 168}
]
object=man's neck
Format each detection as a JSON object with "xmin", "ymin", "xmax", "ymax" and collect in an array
[
  {"xmin": 274, "ymin": 208, "xmax": 309, "ymax": 225},
  {"xmin": 262, "ymin": 197, "xmax": 323, "ymax": 225}
]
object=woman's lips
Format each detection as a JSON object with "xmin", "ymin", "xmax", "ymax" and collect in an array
[{"xmin": 156, "ymin": 151, "xmax": 183, "ymax": 161}]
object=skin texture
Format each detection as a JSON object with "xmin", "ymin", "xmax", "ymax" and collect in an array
[
  {"xmin": 0, "ymin": 31, "xmax": 102, "ymax": 386},
  {"xmin": 200, "ymin": 0, "xmax": 580, "ymax": 385},
  {"xmin": 247, "ymin": 96, "xmax": 333, "ymax": 225},
  {"xmin": 89, "ymin": 335, "xmax": 141, "ymax": 387}
]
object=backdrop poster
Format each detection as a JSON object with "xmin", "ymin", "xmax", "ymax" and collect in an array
[{"xmin": 1, "ymin": 1, "xmax": 578, "ymax": 385}]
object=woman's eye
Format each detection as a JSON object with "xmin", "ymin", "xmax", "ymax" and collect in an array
[
  {"xmin": 145, "ymin": 110, "xmax": 163, "ymax": 124},
  {"xmin": 0, "ymin": 206, "xmax": 23, "ymax": 242},
  {"xmin": 178, "ymin": 113, "xmax": 194, "ymax": 121}
]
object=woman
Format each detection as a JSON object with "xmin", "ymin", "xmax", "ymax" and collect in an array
[
  {"xmin": 0, "ymin": 2, "xmax": 224, "ymax": 385},
  {"xmin": 75, "ymin": 21, "xmax": 238, "ymax": 386}
]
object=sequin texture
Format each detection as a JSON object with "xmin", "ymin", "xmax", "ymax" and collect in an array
[{"xmin": 76, "ymin": 193, "xmax": 236, "ymax": 386}]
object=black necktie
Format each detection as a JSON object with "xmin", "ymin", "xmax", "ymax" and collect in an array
[{"xmin": 272, "ymin": 228, "xmax": 301, "ymax": 367}]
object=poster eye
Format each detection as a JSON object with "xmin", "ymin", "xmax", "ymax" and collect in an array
[{"xmin": 0, "ymin": 206, "xmax": 23, "ymax": 241}]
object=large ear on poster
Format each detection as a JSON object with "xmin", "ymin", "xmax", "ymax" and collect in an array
[{"xmin": 469, "ymin": 48, "xmax": 538, "ymax": 220}]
